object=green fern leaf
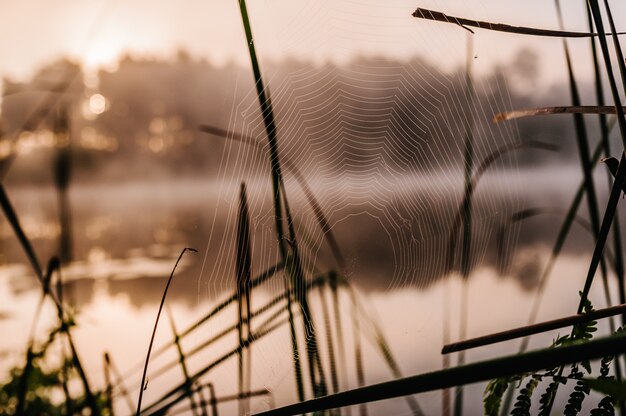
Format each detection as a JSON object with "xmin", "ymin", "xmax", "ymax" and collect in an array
[
  {"xmin": 484, "ymin": 377, "xmax": 511, "ymax": 416},
  {"xmin": 511, "ymin": 375, "xmax": 541, "ymax": 416}
]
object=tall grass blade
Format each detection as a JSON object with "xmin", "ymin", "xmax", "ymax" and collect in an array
[
  {"xmin": 580, "ymin": 0, "xmax": 626, "ymax": 317},
  {"xmin": 554, "ymin": 0, "xmax": 614, "ymax": 317},
  {"xmin": 15, "ymin": 257, "xmax": 60, "ymax": 414},
  {"xmin": 586, "ymin": 1, "xmax": 626, "ymax": 321},
  {"xmin": 236, "ymin": 0, "xmax": 287, "ymax": 261},
  {"xmin": 136, "ymin": 247, "xmax": 197, "ymax": 415},
  {"xmin": 236, "ymin": 0, "xmax": 322, "ymax": 398},
  {"xmin": 236, "ymin": 182, "xmax": 253, "ymax": 416}
]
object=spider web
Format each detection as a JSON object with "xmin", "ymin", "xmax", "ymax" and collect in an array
[{"xmin": 193, "ymin": 1, "xmax": 525, "ymax": 414}]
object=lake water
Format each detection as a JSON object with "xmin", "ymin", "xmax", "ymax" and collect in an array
[{"xmin": 0, "ymin": 167, "xmax": 620, "ymax": 415}]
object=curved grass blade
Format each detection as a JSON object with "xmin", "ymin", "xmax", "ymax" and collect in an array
[{"xmin": 136, "ymin": 247, "xmax": 197, "ymax": 415}]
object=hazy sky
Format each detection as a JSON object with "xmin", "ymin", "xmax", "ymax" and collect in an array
[{"xmin": 0, "ymin": 0, "xmax": 625, "ymax": 86}]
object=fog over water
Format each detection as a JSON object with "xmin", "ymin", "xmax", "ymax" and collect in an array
[{"xmin": 2, "ymin": 2, "xmax": 626, "ymax": 412}]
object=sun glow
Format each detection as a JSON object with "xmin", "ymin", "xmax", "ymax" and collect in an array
[{"xmin": 81, "ymin": 37, "xmax": 124, "ymax": 72}]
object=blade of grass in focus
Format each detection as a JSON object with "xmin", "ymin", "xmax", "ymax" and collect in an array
[{"xmin": 136, "ymin": 247, "xmax": 197, "ymax": 415}]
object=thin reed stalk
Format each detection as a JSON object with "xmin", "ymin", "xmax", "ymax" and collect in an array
[
  {"xmin": 136, "ymin": 247, "xmax": 197, "ymax": 415},
  {"xmin": 238, "ymin": 0, "xmax": 332, "ymax": 398}
]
